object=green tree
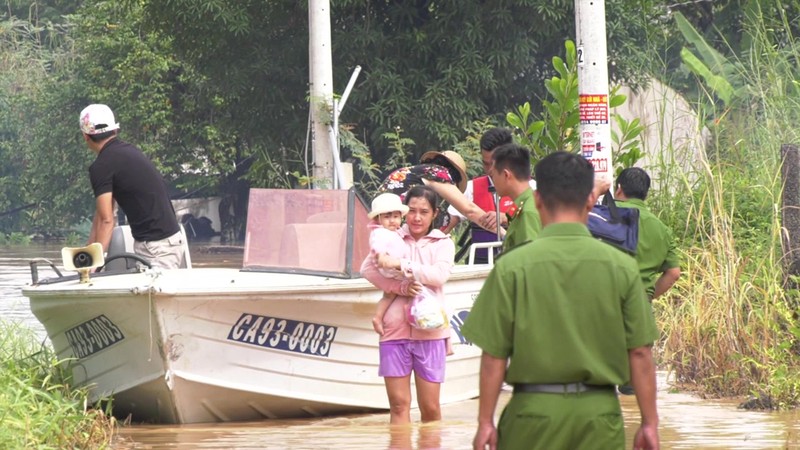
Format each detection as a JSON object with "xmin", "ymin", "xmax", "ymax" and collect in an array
[
  {"xmin": 9, "ymin": 1, "xmax": 256, "ymax": 238},
  {"xmin": 129, "ymin": 0, "xmax": 661, "ymax": 174},
  {"xmin": 2, "ymin": 0, "xmax": 688, "ymax": 235},
  {"xmin": 0, "ymin": 5, "xmax": 75, "ymax": 232}
]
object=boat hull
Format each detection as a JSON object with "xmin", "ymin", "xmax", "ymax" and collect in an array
[{"xmin": 23, "ymin": 266, "xmax": 488, "ymax": 424}]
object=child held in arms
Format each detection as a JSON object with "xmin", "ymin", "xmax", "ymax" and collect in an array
[{"xmin": 367, "ymin": 193, "xmax": 447, "ymax": 336}]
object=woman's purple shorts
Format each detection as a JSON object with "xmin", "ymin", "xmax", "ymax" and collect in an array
[{"xmin": 378, "ymin": 339, "xmax": 446, "ymax": 383}]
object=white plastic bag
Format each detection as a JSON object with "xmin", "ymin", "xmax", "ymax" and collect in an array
[{"xmin": 406, "ymin": 287, "xmax": 448, "ymax": 330}]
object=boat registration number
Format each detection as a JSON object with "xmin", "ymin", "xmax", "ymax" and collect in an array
[
  {"xmin": 65, "ymin": 315, "xmax": 125, "ymax": 359},
  {"xmin": 227, "ymin": 314, "xmax": 338, "ymax": 357}
]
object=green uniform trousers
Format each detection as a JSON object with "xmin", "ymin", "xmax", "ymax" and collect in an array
[{"xmin": 498, "ymin": 390, "xmax": 623, "ymax": 450}]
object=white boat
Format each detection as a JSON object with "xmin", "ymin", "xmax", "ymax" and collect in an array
[{"xmin": 22, "ymin": 188, "xmax": 489, "ymax": 424}]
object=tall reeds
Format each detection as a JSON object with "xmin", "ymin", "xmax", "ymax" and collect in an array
[
  {"xmin": 649, "ymin": 1, "xmax": 800, "ymax": 408},
  {"xmin": 0, "ymin": 321, "xmax": 116, "ymax": 448}
]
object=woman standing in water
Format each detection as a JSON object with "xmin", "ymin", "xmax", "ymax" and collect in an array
[{"xmin": 361, "ymin": 185, "xmax": 455, "ymax": 424}]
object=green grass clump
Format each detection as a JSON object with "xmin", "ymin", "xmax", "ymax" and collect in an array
[{"xmin": 0, "ymin": 321, "xmax": 116, "ymax": 448}]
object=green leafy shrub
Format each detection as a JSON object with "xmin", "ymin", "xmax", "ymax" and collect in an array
[{"xmin": 505, "ymin": 40, "xmax": 645, "ymax": 172}]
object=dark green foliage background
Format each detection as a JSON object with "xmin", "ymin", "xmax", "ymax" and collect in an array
[{"xmin": 0, "ymin": 0, "xmax": 785, "ymax": 237}]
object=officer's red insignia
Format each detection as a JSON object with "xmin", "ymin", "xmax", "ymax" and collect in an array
[{"xmin": 506, "ymin": 202, "xmax": 520, "ymax": 221}]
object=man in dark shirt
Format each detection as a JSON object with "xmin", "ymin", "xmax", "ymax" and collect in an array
[{"xmin": 80, "ymin": 104, "xmax": 184, "ymax": 269}]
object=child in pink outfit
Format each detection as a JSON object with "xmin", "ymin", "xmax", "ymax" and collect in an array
[{"xmin": 368, "ymin": 193, "xmax": 410, "ymax": 335}]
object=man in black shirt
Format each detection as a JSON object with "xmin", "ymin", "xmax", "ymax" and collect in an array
[{"xmin": 80, "ymin": 104, "xmax": 184, "ymax": 269}]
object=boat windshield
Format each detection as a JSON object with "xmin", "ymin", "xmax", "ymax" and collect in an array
[{"xmin": 242, "ymin": 188, "xmax": 371, "ymax": 278}]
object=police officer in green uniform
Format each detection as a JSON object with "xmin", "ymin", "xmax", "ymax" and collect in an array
[
  {"xmin": 487, "ymin": 143, "xmax": 541, "ymax": 252},
  {"xmin": 615, "ymin": 167, "xmax": 681, "ymax": 300},
  {"xmin": 463, "ymin": 152, "xmax": 660, "ymax": 450}
]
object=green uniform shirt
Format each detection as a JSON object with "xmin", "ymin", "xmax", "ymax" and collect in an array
[
  {"xmin": 462, "ymin": 222, "xmax": 658, "ymax": 386},
  {"xmin": 502, "ymin": 188, "xmax": 541, "ymax": 252},
  {"xmin": 617, "ymin": 198, "xmax": 680, "ymax": 298}
]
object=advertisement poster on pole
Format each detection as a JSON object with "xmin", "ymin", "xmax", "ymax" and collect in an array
[
  {"xmin": 579, "ymin": 94, "xmax": 610, "ymax": 174},
  {"xmin": 579, "ymin": 94, "xmax": 609, "ymax": 125}
]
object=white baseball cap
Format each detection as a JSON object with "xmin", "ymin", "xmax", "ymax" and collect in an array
[{"xmin": 79, "ymin": 104, "xmax": 120, "ymax": 135}]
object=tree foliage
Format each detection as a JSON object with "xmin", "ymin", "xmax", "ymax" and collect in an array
[
  {"xmin": 130, "ymin": 0, "xmax": 658, "ymax": 170},
  {"xmin": 0, "ymin": 0, "xmax": 742, "ymax": 236}
]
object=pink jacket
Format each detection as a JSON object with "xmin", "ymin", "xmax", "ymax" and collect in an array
[
  {"xmin": 368, "ymin": 222, "xmax": 407, "ymax": 280},
  {"xmin": 361, "ymin": 224, "xmax": 455, "ymax": 342}
]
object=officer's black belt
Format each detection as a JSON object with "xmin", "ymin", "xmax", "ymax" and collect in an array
[{"xmin": 513, "ymin": 382, "xmax": 615, "ymax": 394}]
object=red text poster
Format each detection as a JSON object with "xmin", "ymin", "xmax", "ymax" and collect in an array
[
  {"xmin": 579, "ymin": 94, "xmax": 609, "ymax": 125},
  {"xmin": 589, "ymin": 158, "xmax": 609, "ymax": 173}
]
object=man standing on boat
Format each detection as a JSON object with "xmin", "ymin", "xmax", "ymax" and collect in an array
[
  {"xmin": 80, "ymin": 104, "xmax": 185, "ymax": 269},
  {"xmin": 462, "ymin": 151, "xmax": 659, "ymax": 450}
]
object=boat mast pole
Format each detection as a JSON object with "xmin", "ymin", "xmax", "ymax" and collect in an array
[
  {"xmin": 309, "ymin": 0, "xmax": 340, "ymax": 189},
  {"xmin": 575, "ymin": 0, "xmax": 613, "ymax": 189}
]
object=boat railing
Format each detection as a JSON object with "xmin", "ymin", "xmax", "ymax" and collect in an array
[{"xmin": 466, "ymin": 241, "xmax": 503, "ymax": 266}]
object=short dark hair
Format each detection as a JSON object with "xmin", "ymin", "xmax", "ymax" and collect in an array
[
  {"xmin": 87, "ymin": 129, "xmax": 117, "ymax": 143},
  {"xmin": 534, "ymin": 151, "xmax": 594, "ymax": 211},
  {"xmin": 492, "ymin": 143, "xmax": 531, "ymax": 181},
  {"xmin": 615, "ymin": 167, "xmax": 650, "ymax": 200},
  {"xmin": 480, "ymin": 127, "xmax": 513, "ymax": 152}
]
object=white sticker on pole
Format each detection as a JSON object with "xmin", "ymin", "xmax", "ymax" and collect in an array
[
  {"xmin": 579, "ymin": 94, "xmax": 609, "ymax": 125},
  {"xmin": 581, "ymin": 130, "xmax": 597, "ymax": 158},
  {"xmin": 580, "ymin": 127, "xmax": 609, "ymax": 173}
]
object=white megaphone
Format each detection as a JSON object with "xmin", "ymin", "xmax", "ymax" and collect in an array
[{"xmin": 61, "ymin": 243, "xmax": 105, "ymax": 283}]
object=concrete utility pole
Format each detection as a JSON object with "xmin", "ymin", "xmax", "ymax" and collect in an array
[
  {"xmin": 575, "ymin": 0, "xmax": 613, "ymax": 188},
  {"xmin": 308, "ymin": 0, "xmax": 335, "ymax": 188}
]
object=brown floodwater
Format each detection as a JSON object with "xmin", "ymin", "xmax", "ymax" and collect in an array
[
  {"xmin": 2, "ymin": 244, "xmax": 798, "ymax": 449},
  {"xmin": 109, "ymin": 376, "xmax": 799, "ymax": 449}
]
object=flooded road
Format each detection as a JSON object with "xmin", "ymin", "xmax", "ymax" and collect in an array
[
  {"xmin": 109, "ymin": 380, "xmax": 798, "ymax": 449},
  {"xmin": 2, "ymin": 244, "xmax": 798, "ymax": 449}
]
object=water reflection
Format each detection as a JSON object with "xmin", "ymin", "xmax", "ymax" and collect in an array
[
  {"xmin": 624, "ymin": 386, "xmax": 798, "ymax": 449},
  {"xmin": 110, "ymin": 381, "xmax": 799, "ymax": 449},
  {"xmin": 0, "ymin": 245, "xmax": 61, "ymax": 338},
  {"xmin": 0, "ymin": 243, "xmax": 241, "ymax": 340},
  {"xmin": 1, "ymin": 245, "xmax": 798, "ymax": 449}
]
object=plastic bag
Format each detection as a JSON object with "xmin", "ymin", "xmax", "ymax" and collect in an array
[{"xmin": 406, "ymin": 287, "xmax": 448, "ymax": 330}]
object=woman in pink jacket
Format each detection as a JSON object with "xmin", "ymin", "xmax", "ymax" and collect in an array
[{"xmin": 361, "ymin": 185, "xmax": 455, "ymax": 425}]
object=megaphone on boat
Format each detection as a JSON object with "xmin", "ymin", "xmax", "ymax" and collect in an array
[{"xmin": 61, "ymin": 243, "xmax": 105, "ymax": 283}]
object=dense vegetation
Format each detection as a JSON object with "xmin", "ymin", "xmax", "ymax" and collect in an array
[
  {"xmin": 0, "ymin": 321, "xmax": 115, "ymax": 448},
  {"xmin": 0, "ymin": 0, "xmax": 693, "ymax": 237},
  {"xmin": 2, "ymin": 4, "xmax": 800, "ymax": 446}
]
